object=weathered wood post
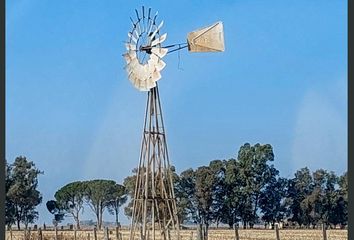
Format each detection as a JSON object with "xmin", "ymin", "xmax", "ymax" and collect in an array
[
  {"xmin": 322, "ymin": 223, "xmax": 327, "ymax": 240},
  {"xmin": 93, "ymin": 227, "xmax": 97, "ymax": 240},
  {"xmin": 115, "ymin": 226, "xmax": 119, "ymax": 240},
  {"xmin": 55, "ymin": 226, "xmax": 58, "ymax": 240},
  {"xmin": 196, "ymin": 224, "xmax": 202, "ymax": 240},
  {"xmin": 88, "ymin": 232, "xmax": 91, "ymax": 240},
  {"xmin": 27, "ymin": 228, "xmax": 31, "ymax": 240},
  {"xmin": 104, "ymin": 227, "xmax": 109, "ymax": 240},
  {"xmin": 38, "ymin": 227, "xmax": 43, "ymax": 240},
  {"xmin": 190, "ymin": 231, "xmax": 194, "ymax": 240},
  {"xmin": 203, "ymin": 224, "xmax": 208, "ymax": 240},
  {"xmin": 233, "ymin": 223, "xmax": 239, "ymax": 240},
  {"xmin": 74, "ymin": 229, "xmax": 77, "ymax": 240},
  {"xmin": 275, "ymin": 223, "xmax": 280, "ymax": 240},
  {"xmin": 10, "ymin": 227, "xmax": 13, "ymax": 240}
]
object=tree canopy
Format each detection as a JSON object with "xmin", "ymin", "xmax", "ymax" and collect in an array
[{"xmin": 6, "ymin": 156, "xmax": 43, "ymax": 229}]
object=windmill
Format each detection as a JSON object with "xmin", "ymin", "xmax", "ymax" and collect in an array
[{"xmin": 123, "ymin": 6, "xmax": 224, "ymax": 240}]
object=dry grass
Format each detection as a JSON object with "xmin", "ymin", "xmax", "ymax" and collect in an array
[{"xmin": 5, "ymin": 229, "xmax": 347, "ymax": 240}]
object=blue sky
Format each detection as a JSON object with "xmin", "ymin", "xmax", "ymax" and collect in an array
[{"xmin": 6, "ymin": 0, "xmax": 347, "ymax": 226}]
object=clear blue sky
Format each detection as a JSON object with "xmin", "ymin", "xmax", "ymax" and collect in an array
[{"xmin": 6, "ymin": 0, "xmax": 347, "ymax": 226}]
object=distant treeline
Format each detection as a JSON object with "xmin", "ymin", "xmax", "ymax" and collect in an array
[{"xmin": 5, "ymin": 143, "xmax": 347, "ymax": 232}]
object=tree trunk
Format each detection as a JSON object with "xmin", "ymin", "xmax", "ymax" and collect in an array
[
  {"xmin": 98, "ymin": 203, "xmax": 104, "ymax": 230},
  {"xmin": 17, "ymin": 219, "xmax": 21, "ymax": 230},
  {"xmin": 99, "ymin": 211, "xmax": 103, "ymax": 230},
  {"xmin": 74, "ymin": 215, "xmax": 80, "ymax": 230},
  {"xmin": 96, "ymin": 212, "xmax": 100, "ymax": 229},
  {"xmin": 115, "ymin": 209, "xmax": 119, "ymax": 226}
]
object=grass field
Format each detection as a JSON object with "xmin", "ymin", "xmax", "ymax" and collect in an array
[{"xmin": 5, "ymin": 229, "xmax": 348, "ymax": 240}]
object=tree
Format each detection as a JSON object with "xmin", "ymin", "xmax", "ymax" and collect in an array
[
  {"xmin": 236, "ymin": 143, "xmax": 278, "ymax": 228},
  {"xmin": 6, "ymin": 156, "xmax": 43, "ymax": 230},
  {"xmin": 194, "ymin": 166, "xmax": 217, "ymax": 239},
  {"xmin": 54, "ymin": 181, "xmax": 86, "ymax": 229},
  {"xmin": 85, "ymin": 179, "xmax": 117, "ymax": 229},
  {"xmin": 208, "ymin": 160, "xmax": 227, "ymax": 228},
  {"xmin": 310, "ymin": 169, "xmax": 338, "ymax": 227},
  {"xmin": 5, "ymin": 161, "xmax": 15, "ymax": 228},
  {"xmin": 123, "ymin": 168, "xmax": 138, "ymax": 219},
  {"xmin": 175, "ymin": 168, "xmax": 196, "ymax": 224},
  {"xmin": 46, "ymin": 200, "xmax": 64, "ymax": 226},
  {"xmin": 330, "ymin": 172, "xmax": 347, "ymax": 228},
  {"xmin": 286, "ymin": 167, "xmax": 313, "ymax": 227},
  {"xmin": 107, "ymin": 184, "xmax": 127, "ymax": 226},
  {"xmin": 176, "ymin": 166, "xmax": 216, "ymax": 240},
  {"xmin": 259, "ymin": 177, "xmax": 287, "ymax": 228},
  {"xmin": 222, "ymin": 158, "xmax": 244, "ymax": 228}
]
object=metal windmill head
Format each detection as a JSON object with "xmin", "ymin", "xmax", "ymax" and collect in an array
[{"xmin": 123, "ymin": 7, "xmax": 225, "ymax": 92}]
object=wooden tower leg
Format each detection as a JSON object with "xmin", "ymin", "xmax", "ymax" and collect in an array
[{"xmin": 129, "ymin": 85, "xmax": 180, "ymax": 240}]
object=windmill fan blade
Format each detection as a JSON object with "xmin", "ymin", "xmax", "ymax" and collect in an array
[
  {"xmin": 147, "ymin": 58, "xmax": 157, "ymax": 72},
  {"xmin": 129, "ymin": 74, "xmax": 138, "ymax": 85},
  {"xmin": 123, "ymin": 51, "xmax": 137, "ymax": 64},
  {"xmin": 149, "ymin": 20, "xmax": 164, "ymax": 41},
  {"xmin": 138, "ymin": 78, "xmax": 148, "ymax": 91},
  {"xmin": 151, "ymin": 33, "xmax": 167, "ymax": 47},
  {"xmin": 155, "ymin": 59, "xmax": 166, "ymax": 72},
  {"xmin": 151, "ymin": 70, "xmax": 162, "ymax": 82},
  {"xmin": 151, "ymin": 47, "xmax": 168, "ymax": 58},
  {"xmin": 125, "ymin": 43, "xmax": 136, "ymax": 51},
  {"xmin": 147, "ymin": 78, "xmax": 157, "ymax": 89},
  {"xmin": 136, "ymin": 21, "xmax": 142, "ymax": 35},
  {"xmin": 153, "ymin": 11, "xmax": 158, "ymax": 23},
  {"xmin": 148, "ymin": 7, "xmax": 151, "ymax": 20},
  {"xmin": 128, "ymin": 32, "xmax": 138, "ymax": 43},
  {"xmin": 125, "ymin": 58, "xmax": 139, "ymax": 74},
  {"xmin": 133, "ymin": 29, "xmax": 140, "ymax": 39}
]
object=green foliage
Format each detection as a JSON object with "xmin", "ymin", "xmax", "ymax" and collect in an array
[
  {"xmin": 52, "ymin": 179, "xmax": 127, "ymax": 229},
  {"xmin": 259, "ymin": 177, "xmax": 288, "ymax": 227},
  {"xmin": 174, "ymin": 143, "xmax": 347, "ymax": 230},
  {"xmin": 123, "ymin": 168, "xmax": 138, "ymax": 219},
  {"xmin": 286, "ymin": 167, "xmax": 313, "ymax": 226},
  {"xmin": 5, "ymin": 161, "xmax": 15, "ymax": 228},
  {"xmin": 235, "ymin": 143, "xmax": 278, "ymax": 228},
  {"xmin": 284, "ymin": 168, "xmax": 347, "ymax": 228},
  {"xmin": 6, "ymin": 156, "xmax": 43, "ymax": 230},
  {"xmin": 84, "ymin": 179, "xmax": 118, "ymax": 229},
  {"xmin": 54, "ymin": 181, "xmax": 86, "ymax": 229},
  {"xmin": 123, "ymin": 166, "xmax": 178, "ymax": 225},
  {"xmin": 175, "ymin": 168, "xmax": 195, "ymax": 223},
  {"xmin": 175, "ymin": 166, "xmax": 216, "ymax": 240},
  {"xmin": 335, "ymin": 172, "xmax": 348, "ymax": 227},
  {"xmin": 106, "ymin": 184, "xmax": 127, "ymax": 226},
  {"xmin": 9, "ymin": 142, "xmax": 345, "ymax": 231},
  {"xmin": 46, "ymin": 200, "xmax": 64, "ymax": 226}
]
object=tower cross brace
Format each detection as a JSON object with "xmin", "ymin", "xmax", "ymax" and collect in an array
[{"xmin": 129, "ymin": 85, "xmax": 180, "ymax": 240}]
